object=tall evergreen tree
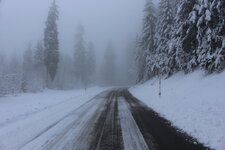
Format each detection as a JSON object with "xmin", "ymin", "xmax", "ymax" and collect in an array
[
  {"xmin": 137, "ymin": 0, "xmax": 225, "ymax": 83},
  {"xmin": 86, "ymin": 42, "xmax": 96, "ymax": 83},
  {"xmin": 34, "ymin": 42, "xmax": 45, "ymax": 72},
  {"xmin": 196, "ymin": 0, "xmax": 213, "ymax": 72},
  {"xmin": 74, "ymin": 25, "xmax": 88, "ymax": 87},
  {"xmin": 34, "ymin": 42, "xmax": 46, "ymax": 88},
  {"xmin": 138, "ymin": 0, "xmax": 157, "ymax": 82},
  {"xmin": 44, "ymin": 0, "xmax": 59, "ymax": 84},
  {"xmin": 213, "ymin": 0, "xmax": 225, "ymax": 71},
  {"xmin": 136, "ymin": 36, "xmax": 146, "ymax": 83},
  {"xmin": 198, "ymin": 0, "xmax": 225, "ymax": 73},
  {"xmin": 125, "ymin": 38, "xmax": 138, "ymax": 84},
  {"xmin": 172, "ymin": 0, "xmax": 199, "ymax": 72},
  {"xmin": 155, "ymin": 0, "xmax": 174, "ymax": 76}
]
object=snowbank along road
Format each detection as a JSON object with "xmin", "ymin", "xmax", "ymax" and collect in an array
[{"xmin": 4, "ymin": 89, "xmax": 211, "ymax": 150}]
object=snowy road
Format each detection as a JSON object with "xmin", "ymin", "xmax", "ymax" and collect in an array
[{"xmin": 0, "ymin": 89, "xmax": 210, "ymax": 150}]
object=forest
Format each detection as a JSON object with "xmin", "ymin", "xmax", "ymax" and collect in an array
[
  {"xmin": 0, "ymin": 0, "xmax": 137, "ymax": 95},
  {"xmin": 137, "ymin": 0, "xmax": 225, "ymax": 82},
  {"xmin": 0, "ymin": 0, "xmax": 225, "ymax": 150},
  {"xmin": 0, "ymin": 0, "xmax": 224, "ymax": 95}
]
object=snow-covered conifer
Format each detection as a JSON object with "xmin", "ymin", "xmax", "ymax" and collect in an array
[
  {"xmin": 44, "ymin": 0, "xmax": 59, "ymax": 85},
  {"xmin": 138, "ymin": 0, "xmax": 157, "ymax": 82},
  {"xmin": 155, "ymin": 0, "xmax": 173, "ymax": 76},
  {"xmin": 74, "ymin": 25, "xmax": 88, "ymax": 87}
]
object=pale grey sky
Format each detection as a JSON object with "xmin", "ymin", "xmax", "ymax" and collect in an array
[{"xmin": 0, "ymin": 0, "xmax": 158, "ymax": 57}]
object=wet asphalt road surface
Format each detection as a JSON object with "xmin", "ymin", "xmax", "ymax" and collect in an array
[{"xmin": 26, "ymin": 89, "xmax": 210, "ymax": 150}]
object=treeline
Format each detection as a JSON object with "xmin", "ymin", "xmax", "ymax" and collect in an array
[
  {"xmin": 1, "ymin": 1, "xmax": 135, "ymax": 96},
  {"xmin": 137, "ymin": 0, "xmax": 225, "ymax": 82}
]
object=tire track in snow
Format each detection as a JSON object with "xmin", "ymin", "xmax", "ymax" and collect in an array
[
  {"xmin": 118, "ymin": 97, "xmax": 149, "ymax": 150},
  {"xmin": 89, "ymin": 91, "xmax": 124, "ymax": 150},
  {"xmin": 20, "ymin": 91, "xmax": 109, "ymax": 150},
  {"xmin": 0, "ymin": 93, "xmax": 94, "ymax": 128},
  {"xmin": 4, "ymin": 89, "xmax": 210, "ymax": 150}
]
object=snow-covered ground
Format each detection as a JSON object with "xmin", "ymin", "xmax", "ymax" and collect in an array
[
  {"xmin": 0, "ymin": 87, "xmax": 108, "ymax": 150},
  {"xmin": 129, "ymin": 71, "xmax": 225, "ymax": 150}
]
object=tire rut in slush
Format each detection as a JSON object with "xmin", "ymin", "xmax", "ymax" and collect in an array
[{"xmin": 89, "ymin": 91, "xmax": 124, "ymax": 150}]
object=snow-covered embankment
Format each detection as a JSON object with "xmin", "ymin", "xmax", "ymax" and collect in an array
[{"xmin": 129, "ymin": 71, "xmax": 225, "ymax": 150}]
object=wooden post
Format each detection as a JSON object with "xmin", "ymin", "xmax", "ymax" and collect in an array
[{"xmin": 159, "ymin": 74, "xmax": 161, "ymax": 97}]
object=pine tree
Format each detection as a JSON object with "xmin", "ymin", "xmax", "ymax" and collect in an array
[
  {"xmin": 212, "ymin": 0, "xmax": 225, "ymax": 72},
  {"xmin": 137, "ymin": 0, "xmax": 225, "ymax": 82},
  {"xmin": 140, "ymin": 0, "xmax": 157, "ymax": 54},
  {"xmin": 86, "ymin": 42, "xmax": 96, "ymax": 83},
  {"xmin": 34, "ymin": 42, "xmax": 45, "ymax": 69},
  {"xmin": 138, "ymin": 0, "xmax": 157, "ymax": 82},
  {"xmin": 74, "ymin": 25, "xmax": 88, "ymax": 87},
  {"xmin": 136, "ymin": 36, "xmax": 146, "ymax": 83},
  {"xmin": 172, "ymin": 0, "xmax": 200, "ymax": 72},
  {"xmin": 44, "ymin": 0, "xmax": 59, "ymax": 84},
  {"xmin": 125, "ymin": 39, "xmax": 138, "ymax": 84},
  {"xmin": 195, "ymin": 0, "xmax": 211, "ymax": 72},
  {"xmin": 34, "ymin": 42, "xmax": 46, "ymax": 88},
  {"xmin": 199, "ymin": 0, "xmax": 225, "ymax": 73},
  {"xmin": 155, "ymin": 0, "xmax": 173, "ymax": 76},
  {"xmin": 214, "ymin": 0, "xmax": 225, "ymax": 71}
]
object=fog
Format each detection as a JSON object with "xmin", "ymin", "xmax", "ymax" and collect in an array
[
  {"xmin": 0, "ymin": 0, "xmax": 146, "ymax": 56},
  {"xmin": 0, "ymin": 0, "xmax": 159, "ymax": 93}
]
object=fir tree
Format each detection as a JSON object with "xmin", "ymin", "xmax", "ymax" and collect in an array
[
  {"xmin": 34, "ymin": 42, "xmax": 46, "ymax": 88},
  {"xmin": 125, "ymin": 38, "xmax": 138, "ymax": 84},
  {"xmin": 202, "ymin": 0, "xmax": 225, "ymax": 73},
  {"xmin": 44, "ymin": 0, "xmax": 59, "ymax": 84},
  {"xmin": 155, "ymin": 0, "xmax": 173, "ymax": 76},
  {"xmin": 74, "ymin": 25, "xmax": 88, "ymax": 87},
  {"xmin": 86, "ymin": 42, "xmax": 96, "ymax": 83},
  {"xmin": 34, "ymin": 42, "xmax": 45, "ymax": 70},
  {"xmin": 192, "ymin": 0, "xmax": 225, "ymax": 73},
  {"xmin": 136, "ymin": 36, "xmax": 146, "ymax": 83},
  {"xmin": 137, "ymin": 0, "xmax": 225, "ymax": 82},
  {"xmin": 172, "ymin": 0, "xmax": 199, "ymax": 72},
  {"xmin": 138, "ymin": 0, "xmax": 157, "ymax": 82}
]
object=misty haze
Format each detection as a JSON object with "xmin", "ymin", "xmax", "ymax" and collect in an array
[{"xmin": 0, "ymin": 0, "xmax": 224, "ymax": 150}]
